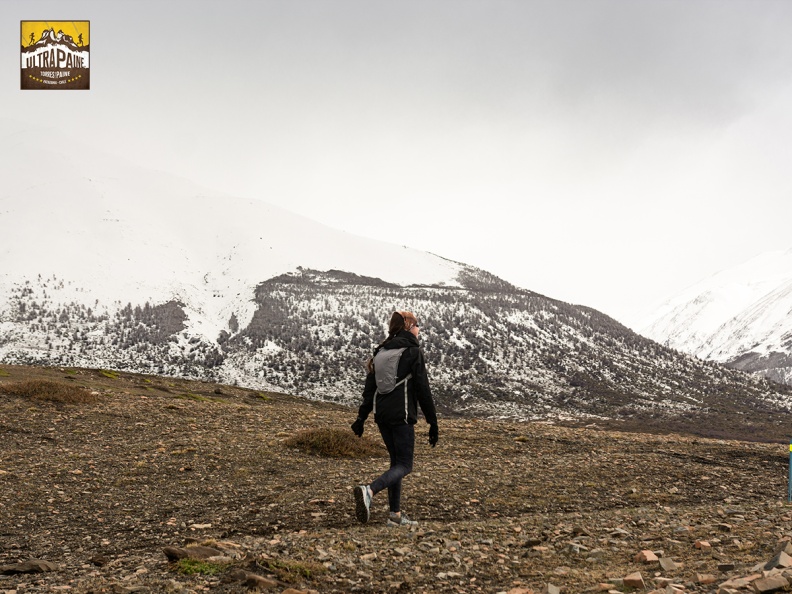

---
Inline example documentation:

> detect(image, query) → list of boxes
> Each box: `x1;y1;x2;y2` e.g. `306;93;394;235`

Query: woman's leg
369;423;414;513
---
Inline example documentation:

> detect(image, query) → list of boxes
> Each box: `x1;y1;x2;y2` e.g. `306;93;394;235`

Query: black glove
351;417;365;437
428;423;439;447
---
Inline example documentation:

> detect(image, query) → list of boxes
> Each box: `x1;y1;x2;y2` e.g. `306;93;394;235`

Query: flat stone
753;575;789;593
624;572;645;589
724;574;762;589
0;559;60;574
696;573;717;584
245;574;279;590
765;551;792;570
635;550;659;563
659;557;678;572
694;540;712;551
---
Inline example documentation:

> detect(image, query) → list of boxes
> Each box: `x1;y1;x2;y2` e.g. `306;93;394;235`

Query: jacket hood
381;330;419;350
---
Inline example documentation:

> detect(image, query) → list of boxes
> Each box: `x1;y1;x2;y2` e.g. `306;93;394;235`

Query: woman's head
389;311;419;337
399;311;418;332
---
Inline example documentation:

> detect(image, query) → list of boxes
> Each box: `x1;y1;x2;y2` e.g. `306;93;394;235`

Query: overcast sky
4;0;792;326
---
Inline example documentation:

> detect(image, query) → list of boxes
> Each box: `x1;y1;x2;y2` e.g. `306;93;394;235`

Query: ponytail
366;312;406;373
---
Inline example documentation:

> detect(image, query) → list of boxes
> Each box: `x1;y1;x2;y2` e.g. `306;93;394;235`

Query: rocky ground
2;364;792;594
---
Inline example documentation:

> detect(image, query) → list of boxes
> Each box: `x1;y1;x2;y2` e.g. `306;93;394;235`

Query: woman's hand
428;423;439;447
351;417;365;437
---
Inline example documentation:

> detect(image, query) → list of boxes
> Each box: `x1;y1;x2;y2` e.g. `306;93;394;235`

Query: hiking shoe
354;485;372;524
387;512;418;527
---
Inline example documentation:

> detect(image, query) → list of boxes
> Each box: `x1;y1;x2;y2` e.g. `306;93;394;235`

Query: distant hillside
2;268;791;440
639;249;792;386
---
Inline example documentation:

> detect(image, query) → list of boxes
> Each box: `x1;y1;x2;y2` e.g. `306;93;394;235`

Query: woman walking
351;311;439;526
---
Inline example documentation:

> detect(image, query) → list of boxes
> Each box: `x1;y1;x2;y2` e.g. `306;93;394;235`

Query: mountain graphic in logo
23;27;86;52
20;21;90;90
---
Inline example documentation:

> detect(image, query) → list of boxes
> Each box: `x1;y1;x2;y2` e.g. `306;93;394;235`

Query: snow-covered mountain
0;119;473;345
2;119;791;438
639;249;792;385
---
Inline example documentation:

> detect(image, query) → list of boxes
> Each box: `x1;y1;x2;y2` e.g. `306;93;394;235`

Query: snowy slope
0;119;468;342
639;249;792;383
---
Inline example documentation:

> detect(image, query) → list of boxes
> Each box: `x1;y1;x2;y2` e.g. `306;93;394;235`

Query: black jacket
357;330;438;426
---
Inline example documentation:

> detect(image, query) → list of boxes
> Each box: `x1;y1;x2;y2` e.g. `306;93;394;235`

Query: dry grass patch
265;558;326;582
1;380;99;404
284;427;383;458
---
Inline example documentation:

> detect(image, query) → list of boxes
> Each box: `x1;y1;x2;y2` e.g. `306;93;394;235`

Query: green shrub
2;380;98;404
284;427;383;458
175;559;225;575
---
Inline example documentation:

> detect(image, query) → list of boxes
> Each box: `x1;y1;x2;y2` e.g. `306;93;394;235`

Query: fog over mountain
2;120;791;438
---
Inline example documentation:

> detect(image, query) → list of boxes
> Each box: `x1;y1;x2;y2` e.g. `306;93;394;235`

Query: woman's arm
412;349;438;426
357;371;377;421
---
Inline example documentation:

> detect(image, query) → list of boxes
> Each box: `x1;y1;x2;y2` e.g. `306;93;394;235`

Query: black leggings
369;423;415;513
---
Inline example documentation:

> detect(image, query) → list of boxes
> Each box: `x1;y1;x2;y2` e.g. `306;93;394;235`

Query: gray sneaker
387;512;418;527
354;485;372;524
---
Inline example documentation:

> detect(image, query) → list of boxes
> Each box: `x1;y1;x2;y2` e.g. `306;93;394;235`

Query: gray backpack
373;347;412;394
